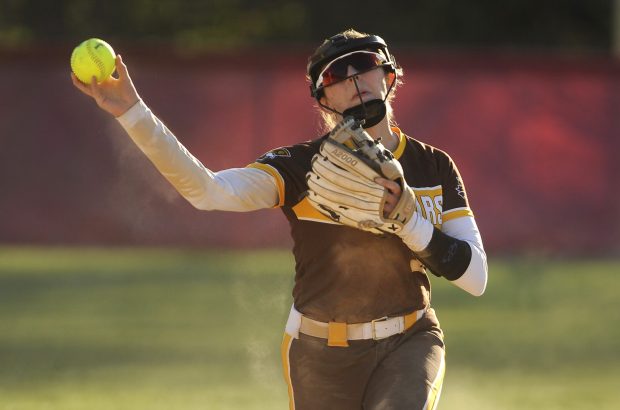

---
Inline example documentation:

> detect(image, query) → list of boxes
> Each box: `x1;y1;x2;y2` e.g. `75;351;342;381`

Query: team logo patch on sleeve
455;176;466;199
259;148;291;161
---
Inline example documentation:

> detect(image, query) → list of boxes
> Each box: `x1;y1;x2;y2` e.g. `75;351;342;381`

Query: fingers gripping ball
70;38;116;84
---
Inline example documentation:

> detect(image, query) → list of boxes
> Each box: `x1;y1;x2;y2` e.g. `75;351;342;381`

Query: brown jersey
248;128;473;324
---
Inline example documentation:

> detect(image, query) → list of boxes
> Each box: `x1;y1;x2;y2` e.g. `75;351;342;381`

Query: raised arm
71;56;279;211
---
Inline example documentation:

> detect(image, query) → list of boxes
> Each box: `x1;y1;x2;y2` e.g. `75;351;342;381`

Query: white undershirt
116;100;487;296
116;100;279;211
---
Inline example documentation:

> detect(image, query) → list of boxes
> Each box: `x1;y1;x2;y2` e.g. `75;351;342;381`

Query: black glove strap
415;228;472;281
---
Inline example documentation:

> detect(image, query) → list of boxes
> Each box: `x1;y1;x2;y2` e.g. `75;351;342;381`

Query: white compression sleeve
116;100;279;212
441;216;488;296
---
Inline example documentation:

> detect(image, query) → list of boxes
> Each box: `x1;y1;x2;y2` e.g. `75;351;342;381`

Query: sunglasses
315;51;389;89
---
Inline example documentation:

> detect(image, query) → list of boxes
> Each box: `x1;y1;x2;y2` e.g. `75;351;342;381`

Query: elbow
479;271;488;296
469;277;487;297
453;246;488;297
188;197;215;211
177;183;215;210
468;243;488;296
454;271;486;296
468;256;488;297
181;192;214;211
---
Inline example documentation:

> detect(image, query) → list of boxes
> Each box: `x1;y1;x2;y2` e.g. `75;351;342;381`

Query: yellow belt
299;308;426;347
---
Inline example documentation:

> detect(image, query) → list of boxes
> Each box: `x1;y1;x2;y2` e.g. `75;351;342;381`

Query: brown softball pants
281;308;445;410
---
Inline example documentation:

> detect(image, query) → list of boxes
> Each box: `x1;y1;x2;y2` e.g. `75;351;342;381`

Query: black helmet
307;32;397;99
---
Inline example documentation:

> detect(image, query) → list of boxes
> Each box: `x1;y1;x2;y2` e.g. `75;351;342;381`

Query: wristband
415;227;472;281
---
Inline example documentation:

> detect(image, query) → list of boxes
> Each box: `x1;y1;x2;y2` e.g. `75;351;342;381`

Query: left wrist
396;212;434;252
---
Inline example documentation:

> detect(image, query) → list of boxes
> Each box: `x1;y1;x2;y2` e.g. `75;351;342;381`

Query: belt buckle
371;316;389;340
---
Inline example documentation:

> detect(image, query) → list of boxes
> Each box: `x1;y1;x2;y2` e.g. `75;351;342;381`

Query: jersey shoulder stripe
252;138;324;209
443;207;474;222
246;162;286;207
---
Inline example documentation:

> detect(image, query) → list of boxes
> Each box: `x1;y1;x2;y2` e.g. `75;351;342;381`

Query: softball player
72;29;487;410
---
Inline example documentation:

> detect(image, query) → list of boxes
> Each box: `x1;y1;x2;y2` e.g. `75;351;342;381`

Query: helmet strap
318;69;398;129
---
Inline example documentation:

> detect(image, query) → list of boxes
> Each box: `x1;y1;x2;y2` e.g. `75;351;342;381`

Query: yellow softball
70;38;116;84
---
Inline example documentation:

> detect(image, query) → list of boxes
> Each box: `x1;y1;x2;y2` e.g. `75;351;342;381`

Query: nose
346;64;360;78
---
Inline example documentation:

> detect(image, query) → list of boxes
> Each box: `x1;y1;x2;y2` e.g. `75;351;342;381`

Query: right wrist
114;97;141;118
116;99;147;129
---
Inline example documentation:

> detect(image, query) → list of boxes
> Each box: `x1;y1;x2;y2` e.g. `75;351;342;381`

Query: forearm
116;100;278;211
398;214;488;296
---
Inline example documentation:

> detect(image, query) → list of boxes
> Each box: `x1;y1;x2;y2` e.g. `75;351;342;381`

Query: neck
365;116;399;151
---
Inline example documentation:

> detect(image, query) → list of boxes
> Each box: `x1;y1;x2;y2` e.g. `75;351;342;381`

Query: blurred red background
1;48;618;255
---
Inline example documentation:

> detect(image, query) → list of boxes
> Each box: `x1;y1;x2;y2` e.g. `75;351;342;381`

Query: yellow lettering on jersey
434;196;443;223
421;196;437;225
412;186;443;228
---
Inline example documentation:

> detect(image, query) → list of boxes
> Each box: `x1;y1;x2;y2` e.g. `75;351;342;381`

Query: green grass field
0;247;618;409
